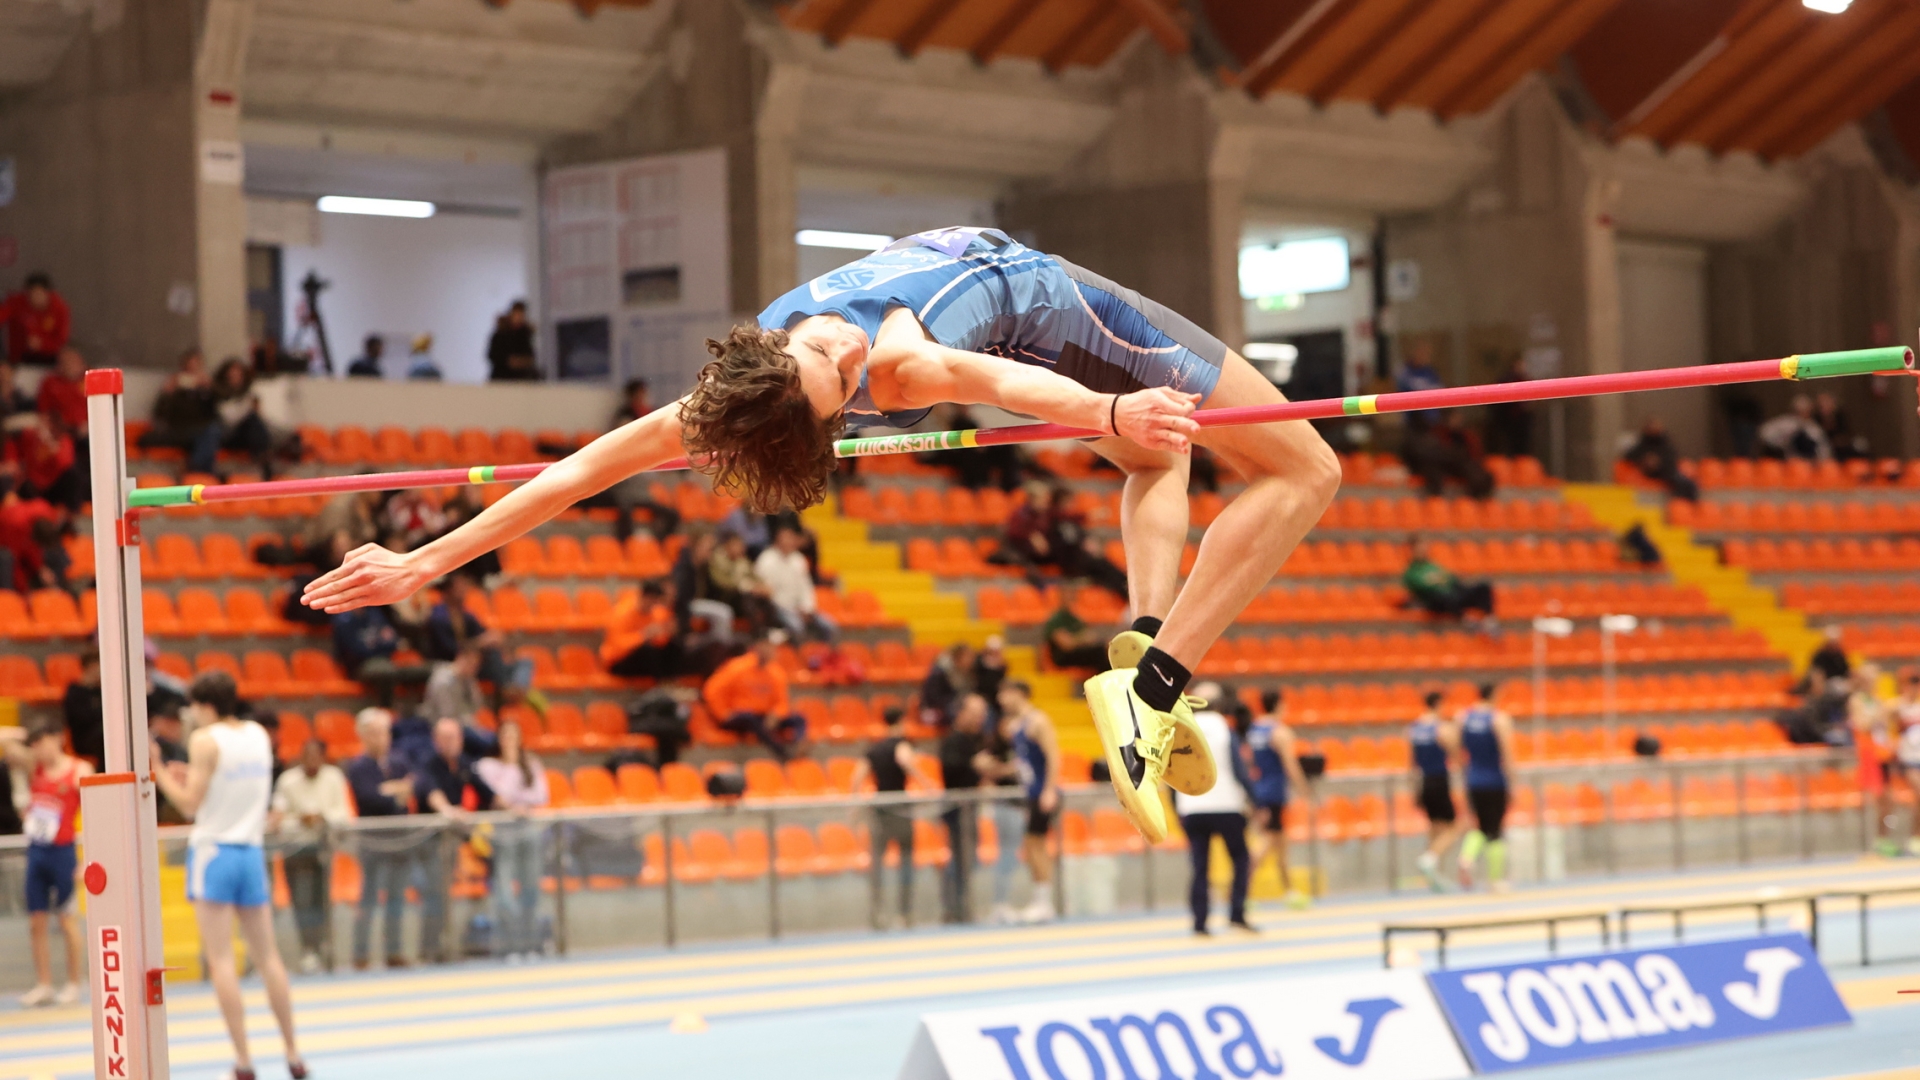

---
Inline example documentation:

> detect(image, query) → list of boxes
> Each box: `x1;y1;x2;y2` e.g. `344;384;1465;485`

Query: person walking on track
1408;690;1465;892
1455;682;1515;894
304;226;1340;843
152;671;309;1080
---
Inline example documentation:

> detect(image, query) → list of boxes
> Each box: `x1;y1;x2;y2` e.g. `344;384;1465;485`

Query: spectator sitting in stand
720;505;772;559
707;529;773;633
1621;417;1698;500
1808;624;1851;683
1815;392;1866;462
0;494;68;593
989;481;1052;579
1042;486;1128;599
1396;339;1446;426
487;301;540;382
5;413;83;511
331;601;429;709
420;644;503;756
1483;358;1534;457
1;273;70;367
1402;413;1494;499
140;350;216;458
426;571;540;715
924;405;1025;491
60;645;104;769
1042;582;1110;672
754;525;833;642
405;334;442;380
703;631;806;761
384;490;447;552
670;531;737;651
919;642;977;727
576;379;681;541
1402;535;1496;630
346;336;385;378
601;580;690;678
35;348;87;448
1758;394;1830;461
193;358;279;478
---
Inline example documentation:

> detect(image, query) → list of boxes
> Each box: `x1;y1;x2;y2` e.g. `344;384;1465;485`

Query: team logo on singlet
808;247;950;303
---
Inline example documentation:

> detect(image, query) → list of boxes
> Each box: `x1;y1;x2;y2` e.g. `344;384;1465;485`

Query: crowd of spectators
0;278;91;595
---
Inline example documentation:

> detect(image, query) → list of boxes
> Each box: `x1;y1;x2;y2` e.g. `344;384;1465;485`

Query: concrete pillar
1580;175;1625;481
755;63;808;305
0;0;199;368
193;0;253;365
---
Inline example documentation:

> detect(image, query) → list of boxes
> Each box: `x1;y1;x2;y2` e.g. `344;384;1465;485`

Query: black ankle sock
1132;646;1191;712
1130;616;1163;638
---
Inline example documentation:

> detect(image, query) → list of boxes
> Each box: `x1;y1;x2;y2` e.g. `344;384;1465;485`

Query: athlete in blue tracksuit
1408;690;1465;892
304;225;1342;847
1456;682;1515;892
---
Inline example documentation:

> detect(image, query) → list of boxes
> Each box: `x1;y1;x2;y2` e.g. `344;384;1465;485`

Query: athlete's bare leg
236;903;304;1069
1086;438;1190;620
1154;353;1340;668
197;902;253;1070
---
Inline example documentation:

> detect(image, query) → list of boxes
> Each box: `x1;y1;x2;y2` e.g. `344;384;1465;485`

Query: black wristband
1109;393;1120;436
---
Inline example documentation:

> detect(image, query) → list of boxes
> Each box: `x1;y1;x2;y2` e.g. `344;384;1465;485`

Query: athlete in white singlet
152;671;308;1080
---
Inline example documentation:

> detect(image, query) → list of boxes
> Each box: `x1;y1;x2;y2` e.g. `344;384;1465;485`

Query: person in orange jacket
1;275;70;367
703;630;805;760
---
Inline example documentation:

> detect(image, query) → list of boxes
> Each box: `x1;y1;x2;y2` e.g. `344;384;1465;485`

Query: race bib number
23;799;62;845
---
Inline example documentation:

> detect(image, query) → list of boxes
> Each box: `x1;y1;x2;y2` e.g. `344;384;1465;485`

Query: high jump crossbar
124;345;1915;511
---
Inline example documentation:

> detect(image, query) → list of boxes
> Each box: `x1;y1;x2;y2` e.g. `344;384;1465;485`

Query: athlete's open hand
301;543;431;614
1114;387;1201;453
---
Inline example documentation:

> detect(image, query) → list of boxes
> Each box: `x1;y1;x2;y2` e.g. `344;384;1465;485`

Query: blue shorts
187;844;271;907
25;843;76;913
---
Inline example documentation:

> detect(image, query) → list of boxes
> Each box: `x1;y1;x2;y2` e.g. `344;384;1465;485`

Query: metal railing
0;748;1875;989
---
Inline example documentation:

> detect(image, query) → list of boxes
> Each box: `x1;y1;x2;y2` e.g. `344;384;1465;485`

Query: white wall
279;210;530;385
1617;238;1710;458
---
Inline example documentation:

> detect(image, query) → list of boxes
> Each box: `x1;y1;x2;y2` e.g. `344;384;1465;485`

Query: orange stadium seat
615;763;660;803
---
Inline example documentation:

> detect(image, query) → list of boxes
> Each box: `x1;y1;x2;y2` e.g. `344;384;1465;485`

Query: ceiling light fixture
1803;0;1852;13
316;195;436;218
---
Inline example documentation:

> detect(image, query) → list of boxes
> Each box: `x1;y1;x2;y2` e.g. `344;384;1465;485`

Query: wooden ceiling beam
1043;0;1117;71
972;0;1049;64
897;0;970;57
1238;0;1361;98
821;0;883;45
1760;19;1920;157
1112;0;1187;55
1428;0;1613;117
1304;0;1431;104
1740;6;1920;151
1677;3;1887;150
1630;0;1802;143
1609;0;1777;135
1372;0;1510;110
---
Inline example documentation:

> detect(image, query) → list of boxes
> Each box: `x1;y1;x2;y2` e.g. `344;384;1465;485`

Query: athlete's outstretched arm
886;338;1200;453
302;403;687;613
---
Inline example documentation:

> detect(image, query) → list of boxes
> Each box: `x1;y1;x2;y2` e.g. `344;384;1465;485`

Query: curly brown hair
679;324;840;513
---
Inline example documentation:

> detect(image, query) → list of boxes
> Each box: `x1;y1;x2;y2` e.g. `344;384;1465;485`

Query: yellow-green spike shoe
1106;632;1217;797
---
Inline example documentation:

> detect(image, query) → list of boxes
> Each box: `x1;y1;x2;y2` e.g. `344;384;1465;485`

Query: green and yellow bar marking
1340;396;1379;416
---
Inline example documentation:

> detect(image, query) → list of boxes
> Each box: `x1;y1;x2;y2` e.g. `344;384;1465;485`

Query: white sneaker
1416;852;1441;892
1021;897;1056;924
53;984;78;1006
298;951;322;975
989;903;1018;925
18;985;53;1008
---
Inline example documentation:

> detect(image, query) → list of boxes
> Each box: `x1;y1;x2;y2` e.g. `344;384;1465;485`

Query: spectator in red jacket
2;275;70;367
2;414;82;510
35;349;87;433
0;494;67;592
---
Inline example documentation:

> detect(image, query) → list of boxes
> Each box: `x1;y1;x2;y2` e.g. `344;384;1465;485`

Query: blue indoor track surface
4;856;1917;1080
